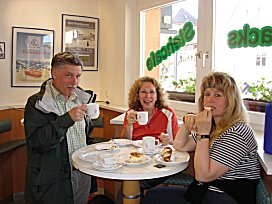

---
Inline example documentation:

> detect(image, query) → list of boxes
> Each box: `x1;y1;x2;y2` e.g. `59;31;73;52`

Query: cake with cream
128;152;145;163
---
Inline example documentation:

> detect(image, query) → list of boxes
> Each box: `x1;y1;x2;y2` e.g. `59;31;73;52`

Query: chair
256;178;270;204
89;116;109;144
162;172;194;186
163;173;270;204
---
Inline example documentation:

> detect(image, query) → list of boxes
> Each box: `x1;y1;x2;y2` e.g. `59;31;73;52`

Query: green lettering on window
146;21;195;71
227;24;272;49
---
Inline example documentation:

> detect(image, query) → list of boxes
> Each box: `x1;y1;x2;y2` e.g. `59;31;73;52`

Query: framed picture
11;27;54;87
0;42;5;59
62;14;99;71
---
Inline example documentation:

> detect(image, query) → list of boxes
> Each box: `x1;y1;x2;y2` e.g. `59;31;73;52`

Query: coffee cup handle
134;113;138;121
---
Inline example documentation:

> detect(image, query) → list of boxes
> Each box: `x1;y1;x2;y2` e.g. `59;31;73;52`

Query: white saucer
155;151;190;166
112;139;132;146
132;140;162;148
92;162;122;171
95;143;119;151
78;151;98;163
138;147;161;155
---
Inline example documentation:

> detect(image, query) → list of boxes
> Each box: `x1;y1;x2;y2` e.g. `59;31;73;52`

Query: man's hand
69;104;88;122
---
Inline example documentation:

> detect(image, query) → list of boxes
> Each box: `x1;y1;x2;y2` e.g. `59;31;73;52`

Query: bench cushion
0;139;26;154
256;178;270;204
0;119;12;133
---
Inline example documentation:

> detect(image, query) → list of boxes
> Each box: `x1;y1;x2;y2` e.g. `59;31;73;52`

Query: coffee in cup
87;103;100;119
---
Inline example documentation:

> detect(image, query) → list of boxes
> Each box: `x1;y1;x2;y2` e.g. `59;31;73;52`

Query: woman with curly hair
120;76;179;145
116;77;179;204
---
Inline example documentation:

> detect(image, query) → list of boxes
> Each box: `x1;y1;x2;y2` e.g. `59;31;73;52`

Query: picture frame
62;14;99;71
11;27;54;87
0;42;5;59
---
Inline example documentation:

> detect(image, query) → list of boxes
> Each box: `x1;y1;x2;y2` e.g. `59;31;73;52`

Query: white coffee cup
142;136;155;153
136;111;148;125
87;103;100;119
98;153;115;168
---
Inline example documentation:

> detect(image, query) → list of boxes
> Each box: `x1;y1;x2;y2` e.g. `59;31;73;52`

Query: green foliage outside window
172;77;196;93
248;77;272;102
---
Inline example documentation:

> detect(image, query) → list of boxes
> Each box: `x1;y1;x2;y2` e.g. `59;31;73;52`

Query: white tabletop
72;142;189;180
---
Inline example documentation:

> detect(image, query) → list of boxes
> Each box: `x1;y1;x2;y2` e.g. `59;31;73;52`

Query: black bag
183;179;209;204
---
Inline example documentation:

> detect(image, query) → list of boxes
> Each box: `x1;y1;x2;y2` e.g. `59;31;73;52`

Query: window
214;0;272;113
140;0;272;131
142;1;198;103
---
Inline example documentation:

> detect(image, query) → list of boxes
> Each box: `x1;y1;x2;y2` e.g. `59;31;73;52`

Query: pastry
128;152;145;163
161;147;172;162
204;106;212;111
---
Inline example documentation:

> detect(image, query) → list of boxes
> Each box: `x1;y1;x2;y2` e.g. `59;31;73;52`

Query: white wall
0;0;178;108
99;0;137;107
0;0;100;106
98;0;176;106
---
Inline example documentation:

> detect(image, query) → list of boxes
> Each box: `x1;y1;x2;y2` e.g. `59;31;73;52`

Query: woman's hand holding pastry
195;109;212;135
183;114;196;132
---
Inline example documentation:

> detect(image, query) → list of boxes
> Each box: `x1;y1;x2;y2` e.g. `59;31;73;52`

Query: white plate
95;143;119;151
132;140;143;147
112;139;132;146
138;147;161;155
118;154;151;166
78;151;98;163
132;140;162;148
92;162;122;171
155;151;190;166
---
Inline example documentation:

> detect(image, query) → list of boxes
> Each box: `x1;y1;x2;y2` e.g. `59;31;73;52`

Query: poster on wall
0;42;5;59
62;14;99;71
11;27;54;87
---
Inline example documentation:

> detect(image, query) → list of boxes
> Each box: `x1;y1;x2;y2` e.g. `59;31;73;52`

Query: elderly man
24;52;95;204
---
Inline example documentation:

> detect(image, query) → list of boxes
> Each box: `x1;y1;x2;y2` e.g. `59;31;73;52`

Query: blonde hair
198;72;248;144
128;76;168;110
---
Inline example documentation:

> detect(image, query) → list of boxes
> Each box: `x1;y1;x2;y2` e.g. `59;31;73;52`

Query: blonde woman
143;72;260;204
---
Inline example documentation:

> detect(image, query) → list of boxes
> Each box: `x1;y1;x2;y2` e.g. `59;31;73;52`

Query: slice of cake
128;152;145;163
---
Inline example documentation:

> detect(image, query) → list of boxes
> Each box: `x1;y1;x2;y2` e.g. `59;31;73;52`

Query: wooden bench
0;114;27;203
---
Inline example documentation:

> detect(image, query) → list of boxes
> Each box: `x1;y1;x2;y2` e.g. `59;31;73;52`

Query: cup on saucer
142;136;156;154
98;153;116;168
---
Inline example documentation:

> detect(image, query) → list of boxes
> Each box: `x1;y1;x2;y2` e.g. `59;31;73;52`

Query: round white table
72;142;189;204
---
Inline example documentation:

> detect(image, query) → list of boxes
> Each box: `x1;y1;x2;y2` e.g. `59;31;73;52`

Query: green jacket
24;79;94;204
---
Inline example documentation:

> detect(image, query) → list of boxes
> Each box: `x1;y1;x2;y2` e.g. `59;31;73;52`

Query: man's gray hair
51;52;83;69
